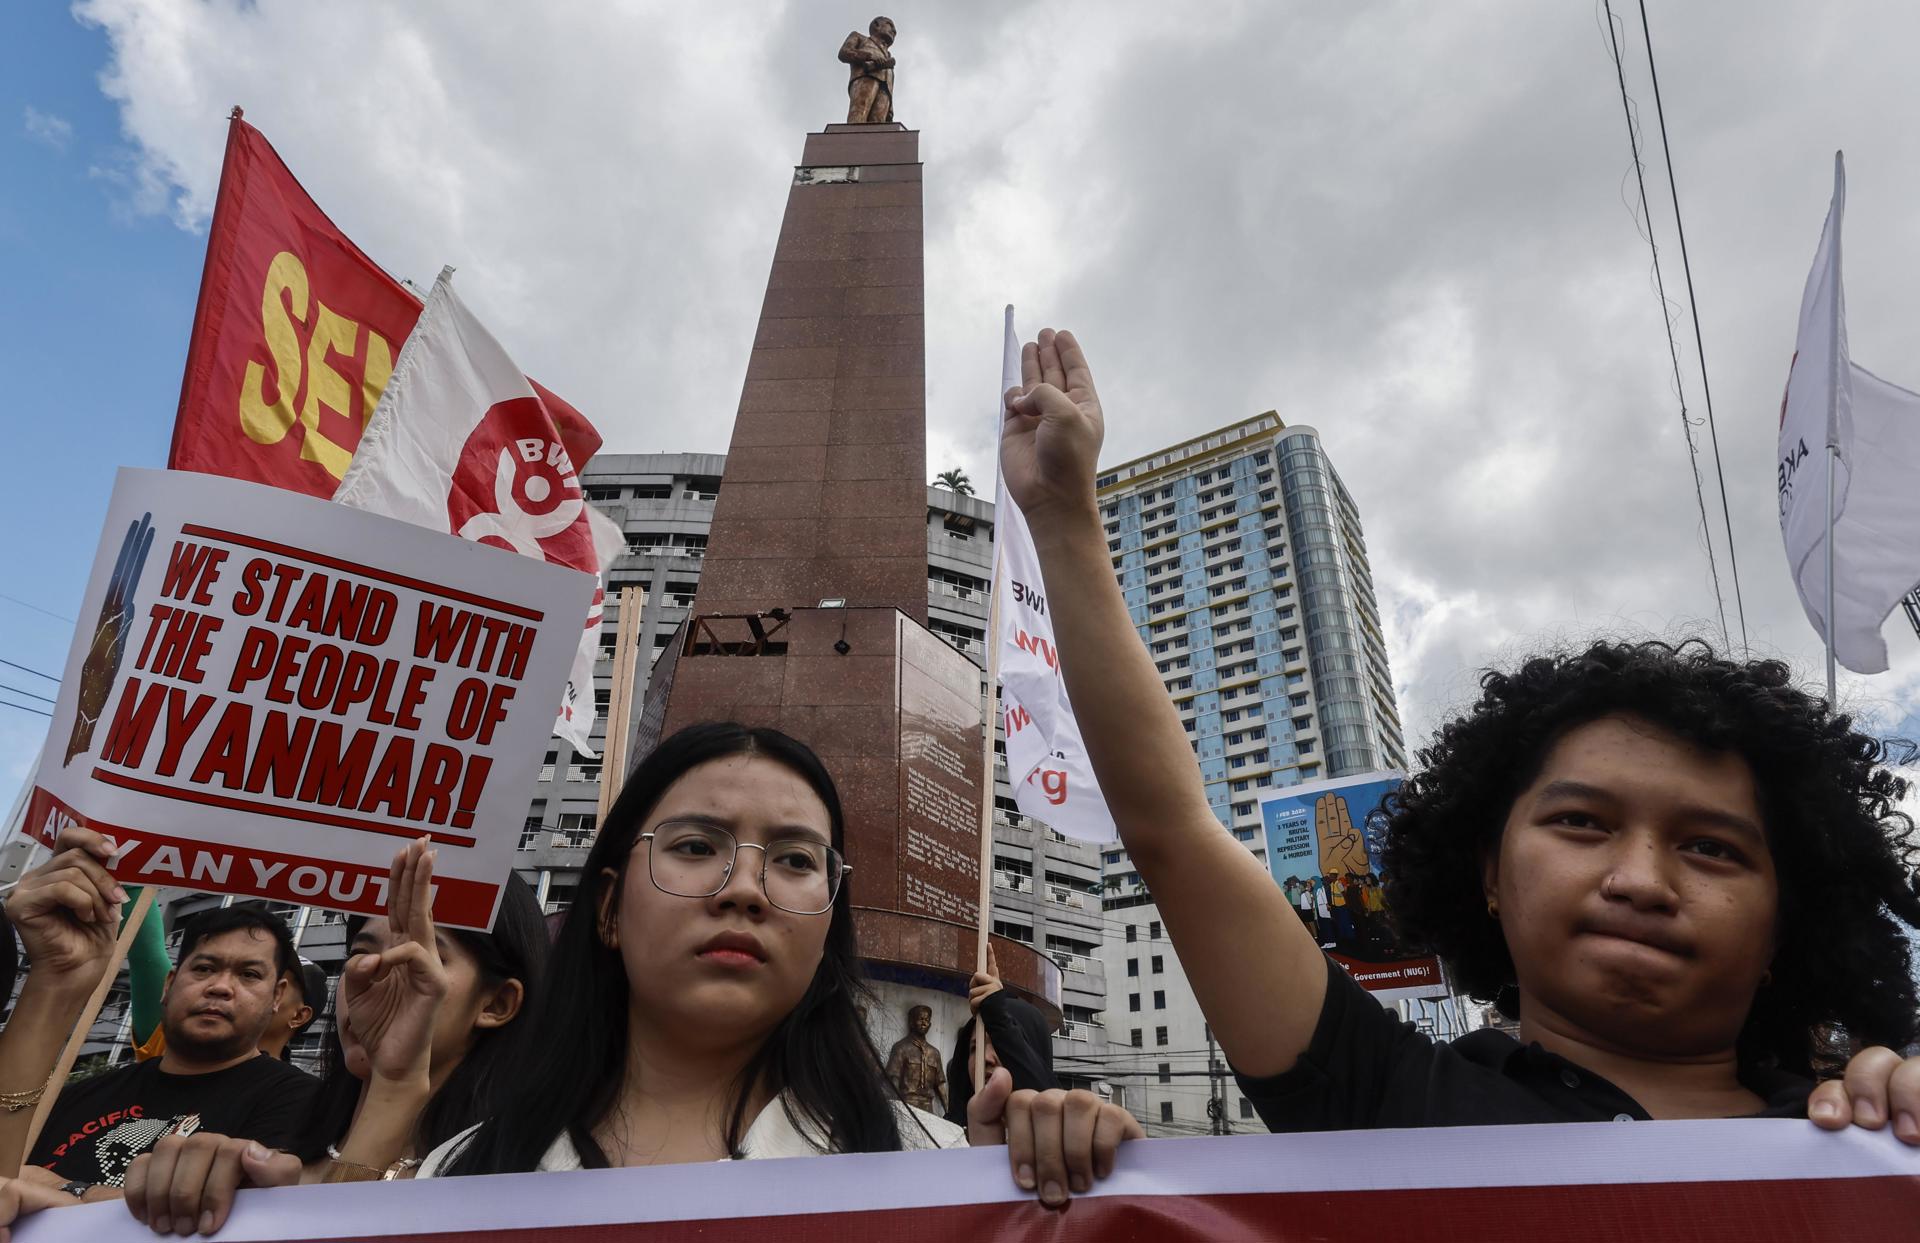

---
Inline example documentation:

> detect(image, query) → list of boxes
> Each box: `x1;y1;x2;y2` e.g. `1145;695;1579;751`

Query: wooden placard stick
21;885;157;1160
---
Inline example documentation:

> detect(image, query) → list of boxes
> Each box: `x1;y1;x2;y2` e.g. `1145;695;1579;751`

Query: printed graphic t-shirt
29;1053;318;1186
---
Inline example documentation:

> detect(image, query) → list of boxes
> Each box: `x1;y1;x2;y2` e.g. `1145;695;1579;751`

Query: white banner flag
1778;154;1920;673
333;270;624;753
992;307;1115;841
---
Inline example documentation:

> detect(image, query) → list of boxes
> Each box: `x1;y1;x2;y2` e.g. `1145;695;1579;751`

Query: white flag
992;307;1116;842
1779;153;1920;674
334;269;625;753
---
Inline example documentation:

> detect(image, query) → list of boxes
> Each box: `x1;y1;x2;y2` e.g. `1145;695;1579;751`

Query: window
1157;1063;1171;1084
1130;1029;1143;1048
1125;926;1138;943
1127;959;1139;977
1128;994;1141;1012
1155;1026;1169;1047
1159;1102;1174;1123
1153;990;1166;1009
1239;1098;1255;1120
1149;920;1162;940
1151;955;1163;973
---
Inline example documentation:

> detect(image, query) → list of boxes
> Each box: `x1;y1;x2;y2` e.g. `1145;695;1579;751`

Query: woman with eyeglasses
419;722;1141;1204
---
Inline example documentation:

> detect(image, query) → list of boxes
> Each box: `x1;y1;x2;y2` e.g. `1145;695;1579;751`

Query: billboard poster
1258;770;1449;1003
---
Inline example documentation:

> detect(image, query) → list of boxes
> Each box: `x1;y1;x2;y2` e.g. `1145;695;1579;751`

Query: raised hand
65;511;154;766
340;840;448;1087
966;1072;1144;1209
1001;329;1106;528
2;826;125;985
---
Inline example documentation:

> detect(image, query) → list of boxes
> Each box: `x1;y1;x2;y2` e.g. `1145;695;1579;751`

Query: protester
421;723;1141;1205
117;843;547;1235
1002;325;1920;1138
258;960;328;1062
944;944;1057;1128
0;841;317;1205
132;911;324;1064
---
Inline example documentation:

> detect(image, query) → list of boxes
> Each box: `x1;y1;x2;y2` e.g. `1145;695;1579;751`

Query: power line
0;591;74;624
0;697;52;718
1635;0;1749;658
0;682;55;704
1600;0;1733;653
0;658;58;683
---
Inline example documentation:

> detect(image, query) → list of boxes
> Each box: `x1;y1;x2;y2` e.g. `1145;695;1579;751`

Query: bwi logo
448;397;593;573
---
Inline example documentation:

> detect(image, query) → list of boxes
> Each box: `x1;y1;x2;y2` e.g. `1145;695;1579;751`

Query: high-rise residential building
1091;413;1407;1135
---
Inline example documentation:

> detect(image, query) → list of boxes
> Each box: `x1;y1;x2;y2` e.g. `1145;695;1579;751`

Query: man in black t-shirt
24;904;317;1199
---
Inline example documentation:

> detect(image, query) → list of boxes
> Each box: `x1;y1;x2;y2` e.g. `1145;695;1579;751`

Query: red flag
168;110;599;492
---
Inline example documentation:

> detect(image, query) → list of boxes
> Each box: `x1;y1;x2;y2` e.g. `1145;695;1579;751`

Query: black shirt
1235;956;1813;1131
30;1053;318;1186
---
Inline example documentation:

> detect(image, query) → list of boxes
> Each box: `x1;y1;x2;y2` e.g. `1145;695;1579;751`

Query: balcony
992;870;1034;894
1057;1020;1093;1042
1045;884;1086;911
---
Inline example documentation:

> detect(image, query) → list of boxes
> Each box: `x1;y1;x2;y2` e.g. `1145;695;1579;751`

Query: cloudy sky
5;0;1920;813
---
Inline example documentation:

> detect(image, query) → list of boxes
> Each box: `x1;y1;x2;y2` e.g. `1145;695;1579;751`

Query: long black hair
288;870;548;1164
445;722;905;1173
1380;639;1920;1077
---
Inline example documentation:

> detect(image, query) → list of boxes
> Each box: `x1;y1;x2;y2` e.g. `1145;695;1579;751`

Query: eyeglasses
638;821;850;915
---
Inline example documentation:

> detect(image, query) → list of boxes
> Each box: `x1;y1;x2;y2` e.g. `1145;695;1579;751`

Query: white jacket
418;1094;965;1176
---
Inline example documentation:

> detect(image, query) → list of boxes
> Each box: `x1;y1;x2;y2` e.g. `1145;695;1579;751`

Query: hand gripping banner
15;1120;1917;1242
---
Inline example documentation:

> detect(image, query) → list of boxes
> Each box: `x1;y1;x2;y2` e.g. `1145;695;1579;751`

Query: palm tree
933;468;974;496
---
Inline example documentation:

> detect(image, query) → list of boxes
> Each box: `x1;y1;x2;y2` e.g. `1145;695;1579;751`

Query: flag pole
1825;444;1838;703
970;308;1018;1095
1824;151;1844;706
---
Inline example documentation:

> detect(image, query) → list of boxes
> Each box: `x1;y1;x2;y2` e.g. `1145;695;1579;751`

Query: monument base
660;606;1060;1024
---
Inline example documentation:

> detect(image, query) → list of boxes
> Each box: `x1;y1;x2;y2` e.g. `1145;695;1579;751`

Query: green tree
933;468;974;495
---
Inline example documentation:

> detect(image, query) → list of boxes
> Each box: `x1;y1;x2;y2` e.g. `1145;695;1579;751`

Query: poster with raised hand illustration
25;468;592;929
1257;771;1449;1002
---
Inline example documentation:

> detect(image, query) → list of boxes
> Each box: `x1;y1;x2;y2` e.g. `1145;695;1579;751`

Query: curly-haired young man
999;324;1920;1138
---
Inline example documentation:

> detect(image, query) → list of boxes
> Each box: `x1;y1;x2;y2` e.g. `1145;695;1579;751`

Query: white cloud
68;0;1920;751
22;105;73;151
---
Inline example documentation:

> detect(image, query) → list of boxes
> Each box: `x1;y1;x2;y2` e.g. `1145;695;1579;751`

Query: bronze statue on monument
839;17;897;124
883;1003;946;1113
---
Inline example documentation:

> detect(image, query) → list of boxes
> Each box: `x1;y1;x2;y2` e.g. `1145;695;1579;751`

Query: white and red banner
332;269;625;755
24;467;591;929
16;1120;1918;1242
1778;152;1920;674
991;307;1116;842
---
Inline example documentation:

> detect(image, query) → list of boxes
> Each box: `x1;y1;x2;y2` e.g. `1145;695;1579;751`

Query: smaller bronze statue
884;1003;946;1113
839;16;897;124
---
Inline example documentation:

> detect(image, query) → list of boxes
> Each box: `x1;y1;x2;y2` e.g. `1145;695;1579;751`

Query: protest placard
13;1119;1917;1242
22;467;592;929
1258;771;1448;1003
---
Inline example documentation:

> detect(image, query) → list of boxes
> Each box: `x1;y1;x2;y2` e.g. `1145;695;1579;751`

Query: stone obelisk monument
654;23;1060;1044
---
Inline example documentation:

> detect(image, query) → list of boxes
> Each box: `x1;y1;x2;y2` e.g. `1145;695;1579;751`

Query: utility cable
1601;0;1733;652
0;657;58;682
1636;0;1750;657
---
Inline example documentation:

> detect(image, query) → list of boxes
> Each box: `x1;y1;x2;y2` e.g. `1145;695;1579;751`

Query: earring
1486;900;1499;919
